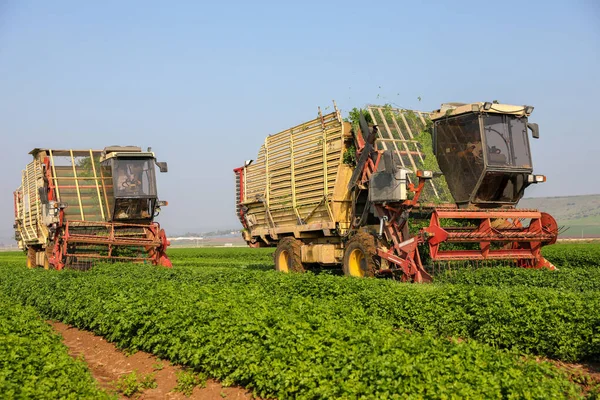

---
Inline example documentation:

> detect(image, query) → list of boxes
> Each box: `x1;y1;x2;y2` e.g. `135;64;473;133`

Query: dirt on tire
342;230;377;277
273;237;305;273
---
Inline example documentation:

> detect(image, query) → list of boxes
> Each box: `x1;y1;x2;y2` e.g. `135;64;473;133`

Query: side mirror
155;161;168;173
527;123;540;139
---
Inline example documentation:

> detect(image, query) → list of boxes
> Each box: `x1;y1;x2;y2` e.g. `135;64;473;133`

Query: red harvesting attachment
348;102;559;282
424;208;558;269
48;219;172;270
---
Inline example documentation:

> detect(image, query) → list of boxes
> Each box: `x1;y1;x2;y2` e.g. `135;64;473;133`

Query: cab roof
430;102;534;121
28;146;155;160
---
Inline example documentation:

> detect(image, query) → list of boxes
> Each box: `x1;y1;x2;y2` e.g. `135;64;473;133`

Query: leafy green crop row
0;260;588;399
2;243;598;398
172;263;599;362
167;241;600;269
5;251;600;362
168;247;273;266
542;243;600;268
0;293;112;399
435;266;600;292
140;246;600;364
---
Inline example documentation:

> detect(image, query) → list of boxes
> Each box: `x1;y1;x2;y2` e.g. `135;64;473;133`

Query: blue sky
0;0;599;240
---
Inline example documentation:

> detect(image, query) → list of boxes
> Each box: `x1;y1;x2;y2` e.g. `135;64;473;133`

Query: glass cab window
100;157;158;221
113;198;156;221
435;112;534;206
474;172;527;203
112;159;157;197
483;115;532;168
434;113;484;203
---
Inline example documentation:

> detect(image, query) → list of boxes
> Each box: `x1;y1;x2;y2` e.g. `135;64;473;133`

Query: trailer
234;101;558;282
14;146;171;269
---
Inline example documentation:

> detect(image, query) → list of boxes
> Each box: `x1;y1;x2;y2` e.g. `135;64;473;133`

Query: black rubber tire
343;231;377;277
45;244;55;270
40;248;50;269
273;237;305;273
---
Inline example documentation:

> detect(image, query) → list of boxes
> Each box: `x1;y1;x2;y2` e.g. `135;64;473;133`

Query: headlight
527;174;546;183
417;170;433;179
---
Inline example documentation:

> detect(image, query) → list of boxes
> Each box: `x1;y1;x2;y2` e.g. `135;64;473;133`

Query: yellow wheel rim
348;248;365;277
26;257;33;269
278;250;290;273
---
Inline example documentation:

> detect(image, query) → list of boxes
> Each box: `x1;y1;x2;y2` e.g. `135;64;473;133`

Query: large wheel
27;247;51;269
343;231;377;277
27;247;35;269
43;246;53;270
274;237;305;273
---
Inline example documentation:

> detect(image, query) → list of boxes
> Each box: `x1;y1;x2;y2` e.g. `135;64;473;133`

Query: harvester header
14;146;171;269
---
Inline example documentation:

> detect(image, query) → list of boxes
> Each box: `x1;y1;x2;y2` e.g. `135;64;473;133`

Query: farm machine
234;101;558;282
14;146;172;269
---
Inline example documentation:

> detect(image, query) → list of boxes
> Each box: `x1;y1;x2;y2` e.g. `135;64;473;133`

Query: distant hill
519;194;600;238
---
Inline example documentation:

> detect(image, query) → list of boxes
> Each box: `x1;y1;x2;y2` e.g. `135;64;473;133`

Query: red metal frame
233;166;247;229
42;157;56;202
13;191;20;219
371;179;434;282
353;141;433;282
423;208;557;269
352;127;559;282
49;219;172;270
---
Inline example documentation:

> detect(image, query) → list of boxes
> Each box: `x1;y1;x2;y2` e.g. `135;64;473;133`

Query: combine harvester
14;146;171;269
234;102;558;282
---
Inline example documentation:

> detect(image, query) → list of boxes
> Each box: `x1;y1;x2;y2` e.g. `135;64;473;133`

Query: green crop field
0;293;113;399
1;244;600;399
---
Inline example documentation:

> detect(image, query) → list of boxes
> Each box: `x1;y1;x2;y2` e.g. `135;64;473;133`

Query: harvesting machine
234;101;559;282
14;146;172;269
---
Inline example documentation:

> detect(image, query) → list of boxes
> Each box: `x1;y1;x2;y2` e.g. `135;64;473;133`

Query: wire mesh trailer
14;147;171;270
234;105;354;260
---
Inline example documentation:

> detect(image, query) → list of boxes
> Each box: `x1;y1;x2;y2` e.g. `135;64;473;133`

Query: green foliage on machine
412;130;453;203
347;105;454;204
342;144;356;166
345;108;373;135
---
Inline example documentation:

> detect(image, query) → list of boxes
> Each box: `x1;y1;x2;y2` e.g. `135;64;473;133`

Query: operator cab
100;146;168;222
431;102;543;207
